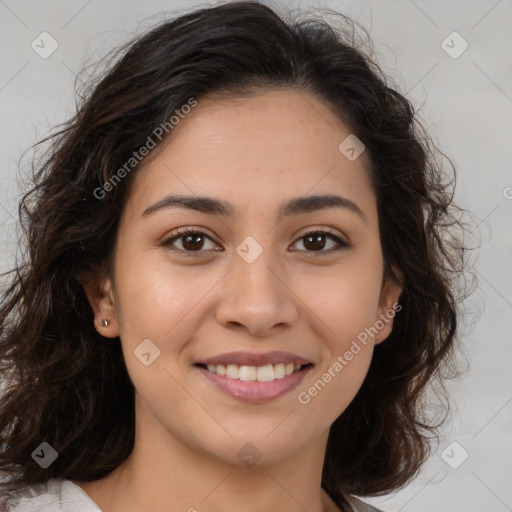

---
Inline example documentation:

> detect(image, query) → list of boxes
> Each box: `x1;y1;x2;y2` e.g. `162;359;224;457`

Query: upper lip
198;351;313;367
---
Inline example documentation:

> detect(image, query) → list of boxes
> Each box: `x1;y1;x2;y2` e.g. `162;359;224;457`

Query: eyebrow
141;193;366;223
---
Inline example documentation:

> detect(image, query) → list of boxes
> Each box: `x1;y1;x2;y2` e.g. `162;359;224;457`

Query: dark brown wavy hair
0;0;473;507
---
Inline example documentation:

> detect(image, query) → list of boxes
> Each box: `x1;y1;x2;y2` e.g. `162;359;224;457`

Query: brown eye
161;228;218;253
179;232;206;251
292;230;349;254
161;227;350;256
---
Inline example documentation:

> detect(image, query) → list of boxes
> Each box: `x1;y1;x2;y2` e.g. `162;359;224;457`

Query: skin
75;88;401;512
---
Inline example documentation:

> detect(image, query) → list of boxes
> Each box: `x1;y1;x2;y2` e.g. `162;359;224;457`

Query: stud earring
100;319;111;328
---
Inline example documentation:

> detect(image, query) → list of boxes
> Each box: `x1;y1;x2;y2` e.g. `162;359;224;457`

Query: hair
0;0;473;507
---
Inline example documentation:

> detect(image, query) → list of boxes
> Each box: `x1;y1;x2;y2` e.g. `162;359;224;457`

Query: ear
374;269;403;345
81;273;119;338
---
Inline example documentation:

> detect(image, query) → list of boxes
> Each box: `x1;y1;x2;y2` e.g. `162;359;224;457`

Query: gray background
1;1;511;510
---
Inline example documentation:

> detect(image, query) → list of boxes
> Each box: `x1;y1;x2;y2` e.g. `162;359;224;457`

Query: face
87;89;401;466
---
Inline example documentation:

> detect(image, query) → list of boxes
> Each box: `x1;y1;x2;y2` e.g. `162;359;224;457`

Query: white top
0;478;384;512
0;479;99;512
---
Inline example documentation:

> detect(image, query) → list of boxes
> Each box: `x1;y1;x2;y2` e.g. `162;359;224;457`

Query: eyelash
160;227;350;256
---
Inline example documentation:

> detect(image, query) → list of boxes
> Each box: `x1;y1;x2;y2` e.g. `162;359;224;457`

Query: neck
73;409;340;512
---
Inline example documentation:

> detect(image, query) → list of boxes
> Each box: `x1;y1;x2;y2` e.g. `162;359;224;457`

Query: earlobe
81;274;119;338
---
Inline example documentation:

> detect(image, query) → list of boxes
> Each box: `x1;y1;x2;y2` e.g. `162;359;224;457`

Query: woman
0;1;469;511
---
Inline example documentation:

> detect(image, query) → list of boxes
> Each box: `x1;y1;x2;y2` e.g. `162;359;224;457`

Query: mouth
193;352;314;403
194;362;313;382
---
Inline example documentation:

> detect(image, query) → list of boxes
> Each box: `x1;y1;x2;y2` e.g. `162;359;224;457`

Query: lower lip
196;365;313;403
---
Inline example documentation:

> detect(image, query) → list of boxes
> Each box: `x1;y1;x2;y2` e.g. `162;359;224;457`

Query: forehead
124;89;375;221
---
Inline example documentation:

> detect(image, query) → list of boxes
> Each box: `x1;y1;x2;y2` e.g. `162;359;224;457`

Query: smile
194;362;314;403
199;362;311;381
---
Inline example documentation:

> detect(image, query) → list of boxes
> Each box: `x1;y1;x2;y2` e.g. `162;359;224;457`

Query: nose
214;250;299;337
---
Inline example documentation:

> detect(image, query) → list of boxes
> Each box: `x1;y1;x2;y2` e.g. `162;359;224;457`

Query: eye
160;227;350;255
290;229;350;254
161;227;218;254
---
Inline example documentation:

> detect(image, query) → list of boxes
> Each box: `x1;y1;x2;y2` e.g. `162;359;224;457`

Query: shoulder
339;490;386;512
352;499;385;512
349;496;386;512
0;478;101;512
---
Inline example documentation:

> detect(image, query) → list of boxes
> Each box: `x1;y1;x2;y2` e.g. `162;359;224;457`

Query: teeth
239;365;256;381
226;364;239;379
256;364;274;382
274;363;285;379
204;362;305;381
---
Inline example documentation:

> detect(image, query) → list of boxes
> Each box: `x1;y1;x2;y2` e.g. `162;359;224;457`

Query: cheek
299;260;384;347
113;251;209;342
111;258;207;422
289;260;383;423
297;346;373;428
